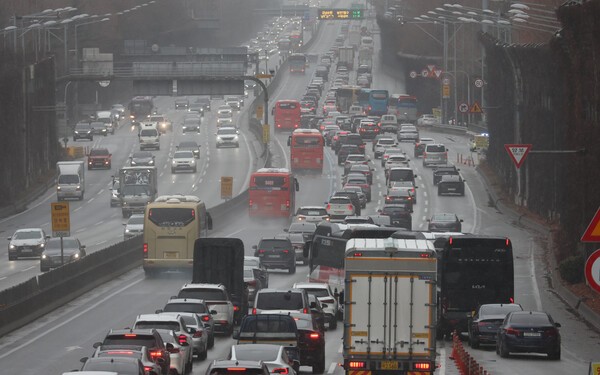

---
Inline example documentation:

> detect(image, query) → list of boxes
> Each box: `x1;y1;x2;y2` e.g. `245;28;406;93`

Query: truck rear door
347;271;433;359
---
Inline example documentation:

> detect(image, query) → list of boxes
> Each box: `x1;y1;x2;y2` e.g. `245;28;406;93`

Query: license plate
447;188;456;191
164;252;179;259
21;248;33;253
268;254;280;258
523;332;541;337
381;361;398;370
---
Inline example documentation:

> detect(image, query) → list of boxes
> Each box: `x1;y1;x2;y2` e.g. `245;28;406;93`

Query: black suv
379;204;413;230
341;134;366;154
73;121;94;141
253;238;296;274
95;328;171;375
433;165;460;185
438;174;466;196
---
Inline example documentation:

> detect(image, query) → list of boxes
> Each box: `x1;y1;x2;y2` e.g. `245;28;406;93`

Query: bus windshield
148;207;195;227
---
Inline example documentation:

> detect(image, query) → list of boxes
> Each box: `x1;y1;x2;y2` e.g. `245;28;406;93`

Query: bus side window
287;136;291;147
271;107;275;115
294;178;300;192
206;212;213;230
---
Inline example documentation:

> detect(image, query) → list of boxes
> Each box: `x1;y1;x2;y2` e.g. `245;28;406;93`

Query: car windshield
480;305;522;316
164;302;206;313
103;335;156;347
89;149;109;156
427;145;446;152
46;238;78;250
289;223;316;232
233;346;280;361
75;124;90;130
83;361;141;372
510;313;551;325
432;213;457;222
140;129;157;136
174;151;194;159
218;128;237;135
178;288;226;301
181;315;199;326
97;351;143;360
121;185;150;196
297;208;327;216
302;288;329;297
13;230;42;240
256;292;304;310
259;240;290;250
179;143;198;148
134;321;180;331
133;152;151;159
58;175;80;184
127;216;144;225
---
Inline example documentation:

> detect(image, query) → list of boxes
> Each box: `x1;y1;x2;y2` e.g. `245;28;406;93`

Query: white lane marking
97;220;104;225
74;207;82;212
95;240;107;246
21;266;35;272
226;228;246;238
530;239;542;310
88;197;95;203
75;228;86;233
0;277;6;281
42;222;50;227
422;216;427;221
97;189;104;195
0;276;144;359
338;344;343;353
423;191;428;197
438;346;446;375
327;362;337;374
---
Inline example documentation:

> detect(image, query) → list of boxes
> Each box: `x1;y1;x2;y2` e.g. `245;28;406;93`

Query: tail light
326;204;331;210
249;199;253;207
303;308;308;314
414;362;431;370
283;250;289;254
178;334;188;345
144;366;154;372
347;204;354;210
252;308;257;314
322;298;335;304
201;315;210;322
193;330;203;338
286;200;290;208
258;249;266;254
509;297;514;303
247;280;257;287
544;328;559;337
348;361;365;369
506;328;521;336
143;243;148;258
272;368;289;374
234;305;240;312
309;333;320;339
149;350;162;358
168;347;180;354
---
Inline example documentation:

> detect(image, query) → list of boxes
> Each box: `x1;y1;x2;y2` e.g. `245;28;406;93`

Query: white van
139;123;160;150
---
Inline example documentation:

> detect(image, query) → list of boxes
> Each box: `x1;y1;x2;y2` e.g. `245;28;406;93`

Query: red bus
273;100;301;131
288;129;324;173
249;168;299;217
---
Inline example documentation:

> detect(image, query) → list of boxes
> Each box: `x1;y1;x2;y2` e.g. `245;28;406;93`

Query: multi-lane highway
0;7;598;375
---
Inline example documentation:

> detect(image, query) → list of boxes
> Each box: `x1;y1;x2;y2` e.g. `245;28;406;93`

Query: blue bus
365;89;389;116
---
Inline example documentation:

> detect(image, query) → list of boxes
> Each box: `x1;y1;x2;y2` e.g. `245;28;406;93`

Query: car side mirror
166;343;174;350
283;228;289;232
460;219;464;222
210;310;218;315
93;342;102;348
155;309;163;314
321;303;328;308
310;301;317;308
252;245;257;250
6;237;11;241
555;322;561;328
80;357;89;364
81;245;86;250
232;328;240;339
122;223;127;226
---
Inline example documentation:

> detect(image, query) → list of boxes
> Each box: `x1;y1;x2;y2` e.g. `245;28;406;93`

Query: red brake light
506;327;520;336
124;334;137;337
353;252;363;257
419;253;431;258
309;332;320;339
303;308;308;314
178;334;187;345
107;351;133;355
227;368;247;372
201;315;210;322
149;350;162;358
143;243;148;258
144;366;153;372
326;204;331;210
414;362;431;370
348;204;354;210
273;368;289;375
286;200;290;208
249;199;253;206
193;330;203;338
234;305;240;312
283;250;289;254
509;297;514;303
348;361;365;369
258;249;266;254
252;308;257;315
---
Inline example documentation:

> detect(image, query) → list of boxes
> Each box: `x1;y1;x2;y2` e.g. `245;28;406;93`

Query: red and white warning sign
581;207;600;242
585;249;600;293
504;144;532;169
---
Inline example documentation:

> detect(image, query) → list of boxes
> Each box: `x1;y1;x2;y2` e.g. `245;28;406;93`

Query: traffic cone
449;332;457;360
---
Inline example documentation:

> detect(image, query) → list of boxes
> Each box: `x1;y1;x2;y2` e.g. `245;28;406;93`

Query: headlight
9;244;15;249
41;254;47;259
57;186;61;190
125;229;130;233
131;161;137;165
191;160;196;165
72;253;80;259
39;243;45;248
172;161;177;166
149;160;154;165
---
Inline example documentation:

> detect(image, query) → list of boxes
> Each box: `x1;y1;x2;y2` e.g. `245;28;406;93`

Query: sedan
469;303;523;348
228;344;298;375
157;329;193;375
285;222;317;242
427;213;463;232
88;344;161;375
244;267;263;307
176;312;209;360
244;256;269;288
130;151;155;167
496;311;561;360
40;237;86;272
7;227;48;260
123;214;144;240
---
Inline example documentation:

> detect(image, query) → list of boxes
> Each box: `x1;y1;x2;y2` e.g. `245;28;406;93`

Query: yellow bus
143;195;213;276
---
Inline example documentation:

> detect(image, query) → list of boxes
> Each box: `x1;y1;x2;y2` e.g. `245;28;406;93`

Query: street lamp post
74;17;110;69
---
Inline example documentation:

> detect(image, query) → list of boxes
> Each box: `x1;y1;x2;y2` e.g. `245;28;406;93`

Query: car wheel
8;253;17;261
312;353;326;374
329;318;337;330
208;334;215;349
289;263;296;274
40;266;48;272
171;169;176;173
499;339;510;358
438;189;442;196
193;167;197;173
469;335;479;349
548;347;561;360
198;347;208;360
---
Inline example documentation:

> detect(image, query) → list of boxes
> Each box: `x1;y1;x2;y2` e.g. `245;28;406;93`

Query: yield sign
434;69;443;78
427;64;436;72
504;144;532;169
581;207;600;242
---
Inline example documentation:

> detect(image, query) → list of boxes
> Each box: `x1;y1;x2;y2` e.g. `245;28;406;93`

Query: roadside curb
475;165;600;331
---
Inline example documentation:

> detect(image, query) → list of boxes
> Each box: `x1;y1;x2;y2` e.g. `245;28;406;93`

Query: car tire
193;167;197;173
8;253;17;261
289;263;296;274
329;318;337;330
171;168;176;173
438;189;442;196
198;347;208;361
40;266;48;272
548;347;561;360
208;334;215;349
312;354;326;374
469;335;479;349
499;339;510;358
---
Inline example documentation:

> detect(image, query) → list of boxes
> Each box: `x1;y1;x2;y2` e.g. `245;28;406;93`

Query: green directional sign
318;8;364;20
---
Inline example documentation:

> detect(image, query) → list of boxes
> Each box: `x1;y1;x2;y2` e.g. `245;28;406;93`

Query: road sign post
442;84;450;99
51;202;70;266
585;249;600;293
504;144;532;169
220;176;233;200
256;105;264;119
262;124;270;144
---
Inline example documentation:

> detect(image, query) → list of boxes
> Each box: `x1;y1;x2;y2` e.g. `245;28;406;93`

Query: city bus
335;86;361;114
273;100;301;131
357;89;371;112
290;30;303;51
288;53;307;73
128;96;154;124
397;94;418;123
287;129;324;173
249;168;299;217
438;235;514;338
143;195;213;276
365;89;389;116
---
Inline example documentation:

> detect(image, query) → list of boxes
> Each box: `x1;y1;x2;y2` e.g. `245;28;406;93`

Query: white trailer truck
342;238;437;375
